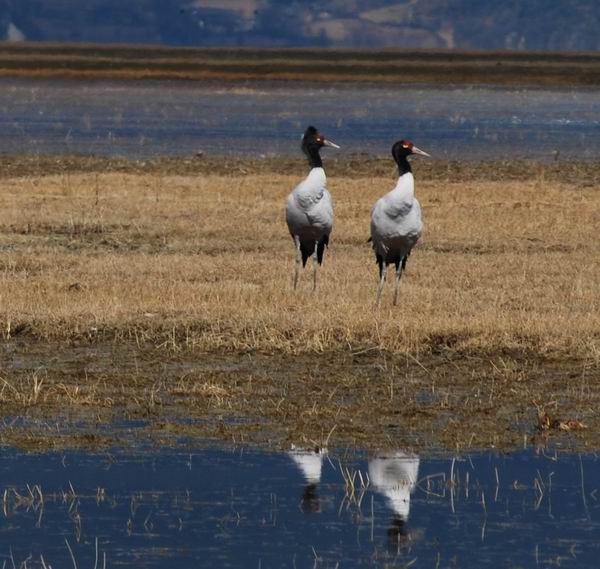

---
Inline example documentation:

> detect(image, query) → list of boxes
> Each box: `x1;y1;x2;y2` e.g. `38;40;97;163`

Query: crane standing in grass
285;126;340;291
370;139;430;306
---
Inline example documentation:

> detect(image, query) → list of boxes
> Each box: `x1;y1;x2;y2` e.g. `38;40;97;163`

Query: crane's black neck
306;145;323;169
395;155;412;176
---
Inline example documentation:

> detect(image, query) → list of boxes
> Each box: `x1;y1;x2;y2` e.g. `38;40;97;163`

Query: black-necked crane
285;126;339;291
370;139;430;306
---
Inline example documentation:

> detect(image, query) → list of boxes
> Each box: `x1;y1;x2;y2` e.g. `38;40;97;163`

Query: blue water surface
0;444;599;568
0;78;599;160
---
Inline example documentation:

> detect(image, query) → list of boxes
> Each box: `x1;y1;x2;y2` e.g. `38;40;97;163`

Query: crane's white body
286;166;333;289
368;451;419;520
286;167;333;246
370;172;422;262
370;171;422;305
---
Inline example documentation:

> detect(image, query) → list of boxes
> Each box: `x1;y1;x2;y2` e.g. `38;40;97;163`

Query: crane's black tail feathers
377;253;410;276
300;235;329;267
300;241;312;267
317;235;329;265
376;254;384;278
394;254;409;272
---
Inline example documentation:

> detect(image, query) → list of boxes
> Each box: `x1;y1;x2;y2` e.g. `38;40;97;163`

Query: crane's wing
305;189;333;233
285;192;304;236
370;196;389;241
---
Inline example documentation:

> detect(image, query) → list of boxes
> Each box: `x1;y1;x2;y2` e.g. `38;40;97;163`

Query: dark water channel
1;444;600;568
0;78;599;160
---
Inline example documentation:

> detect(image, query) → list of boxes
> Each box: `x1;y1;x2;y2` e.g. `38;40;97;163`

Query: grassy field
1;43;600;85
0;156;598;451
1;157;598;356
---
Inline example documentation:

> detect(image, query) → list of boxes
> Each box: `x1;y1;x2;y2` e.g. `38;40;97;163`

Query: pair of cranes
285;125;430;306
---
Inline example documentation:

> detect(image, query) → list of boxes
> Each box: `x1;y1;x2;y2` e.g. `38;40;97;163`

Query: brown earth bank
1;153;600;184
1;43;600;86
0;344;596;454
0;154;597;452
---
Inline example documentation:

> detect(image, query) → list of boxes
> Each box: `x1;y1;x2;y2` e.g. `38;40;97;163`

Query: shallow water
1;444;600;568
0;78;599;160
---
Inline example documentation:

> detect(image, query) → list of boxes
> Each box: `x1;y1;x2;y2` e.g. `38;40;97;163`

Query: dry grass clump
0;163;598;361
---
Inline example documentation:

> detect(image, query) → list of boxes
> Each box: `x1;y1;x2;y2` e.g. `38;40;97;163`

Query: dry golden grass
0;163;598;361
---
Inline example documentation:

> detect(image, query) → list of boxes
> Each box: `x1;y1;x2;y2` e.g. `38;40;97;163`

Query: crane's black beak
323;139;340;149
411;146;430;157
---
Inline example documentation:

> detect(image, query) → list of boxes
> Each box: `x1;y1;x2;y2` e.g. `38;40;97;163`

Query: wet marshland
0;76;599;567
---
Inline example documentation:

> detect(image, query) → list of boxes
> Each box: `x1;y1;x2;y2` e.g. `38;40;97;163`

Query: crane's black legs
294;238;323;292
376;256;406;306
393;261;403;306
376;261;387;307
293;236;301;290
312;240;319;291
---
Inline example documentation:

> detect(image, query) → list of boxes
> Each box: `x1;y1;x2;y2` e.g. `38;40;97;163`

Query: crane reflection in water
289;444;327;513
368;450;420;551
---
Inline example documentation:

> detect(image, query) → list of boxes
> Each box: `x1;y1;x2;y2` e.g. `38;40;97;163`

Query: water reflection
368;450;419;550
289;444;326;513
0;445;599;567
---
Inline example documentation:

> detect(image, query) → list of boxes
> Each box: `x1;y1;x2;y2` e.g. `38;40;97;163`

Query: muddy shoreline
0;341;596;454
2;153;600;184
1;43;600;86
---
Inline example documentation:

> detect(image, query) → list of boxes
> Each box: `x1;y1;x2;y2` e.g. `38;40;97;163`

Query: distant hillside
1;0;600;51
